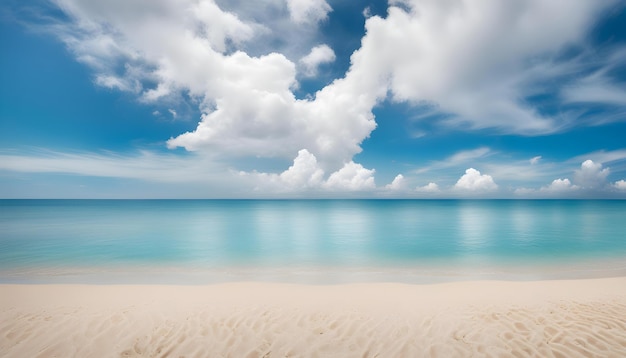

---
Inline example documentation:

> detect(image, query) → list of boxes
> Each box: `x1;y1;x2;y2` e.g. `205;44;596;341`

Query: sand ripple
2;282;626;357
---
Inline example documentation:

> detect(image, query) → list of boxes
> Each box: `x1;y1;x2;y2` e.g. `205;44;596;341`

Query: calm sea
1;199;625;284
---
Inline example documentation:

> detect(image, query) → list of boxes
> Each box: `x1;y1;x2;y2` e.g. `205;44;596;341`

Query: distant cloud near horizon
416;182;440;193
385;174;406;191
454;168;498;192
541;179;579;193
574;160;610;189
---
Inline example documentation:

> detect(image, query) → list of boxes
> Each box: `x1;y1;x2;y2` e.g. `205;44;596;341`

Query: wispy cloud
0;149;223;183
359;0;621;134
414;147;493;174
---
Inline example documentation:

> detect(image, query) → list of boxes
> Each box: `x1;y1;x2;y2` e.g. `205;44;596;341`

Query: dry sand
2;278;626;357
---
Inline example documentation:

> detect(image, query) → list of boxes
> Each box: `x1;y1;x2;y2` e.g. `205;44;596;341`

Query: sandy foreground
2;278;626;357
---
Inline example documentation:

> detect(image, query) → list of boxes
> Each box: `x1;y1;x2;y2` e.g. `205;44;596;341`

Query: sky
1;0;626;198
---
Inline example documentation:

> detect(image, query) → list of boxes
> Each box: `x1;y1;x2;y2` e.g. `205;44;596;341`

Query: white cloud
277;149;325;188
166;56;381;170
286;0;332;24
4;148;625;198
323;162;376;191
573;159;610;189
240;150;376;192
563;77;626;106
192;0;256;52
518;159;622;196
562;49;626;107
454;168;498;191
385;174;405;190
94;74;138;92
413;148;556;192
353;0;614;134
447;147;491;165
49;1;619;162
299;44;336;77
0;149;376;195
168;109;177;118
541;178;579;192
530;156;541;165
240;149;326;191
416;182;439;193
48;0;381;173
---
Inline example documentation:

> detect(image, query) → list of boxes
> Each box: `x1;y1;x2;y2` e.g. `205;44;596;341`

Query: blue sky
1;0;626;198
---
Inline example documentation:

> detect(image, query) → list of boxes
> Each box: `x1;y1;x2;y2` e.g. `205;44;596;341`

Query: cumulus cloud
323;162;376;191
299;44;336;77
454;168;498;192
416;182;439;193
573;159;610;189
615;180;626;190
46;0;382;173
524;159;617;196
241;150;376;192
541;178;579;192
286;0;332;24
49;1;619;152
241;149;324;191
385;174;405;190
277;149;325;188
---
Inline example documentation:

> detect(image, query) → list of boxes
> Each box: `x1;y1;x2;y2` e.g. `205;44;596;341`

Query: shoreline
2;277;626;357
2;254;626;285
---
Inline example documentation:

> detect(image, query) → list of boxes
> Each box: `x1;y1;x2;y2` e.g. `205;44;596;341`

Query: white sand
2;278;626;357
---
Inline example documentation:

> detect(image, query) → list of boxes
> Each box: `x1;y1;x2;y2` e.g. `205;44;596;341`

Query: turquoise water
1;200;625;283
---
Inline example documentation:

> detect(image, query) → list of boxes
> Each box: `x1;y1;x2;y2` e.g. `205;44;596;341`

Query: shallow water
1;199;625;283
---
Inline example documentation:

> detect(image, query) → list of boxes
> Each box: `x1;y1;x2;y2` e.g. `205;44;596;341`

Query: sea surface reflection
1;199;625;283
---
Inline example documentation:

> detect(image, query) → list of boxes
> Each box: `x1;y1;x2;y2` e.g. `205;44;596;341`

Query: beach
3;200;626;356
2;278;626;357
3;0;626;352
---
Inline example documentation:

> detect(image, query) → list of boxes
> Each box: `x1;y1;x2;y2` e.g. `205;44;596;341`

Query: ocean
1;199;625;284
